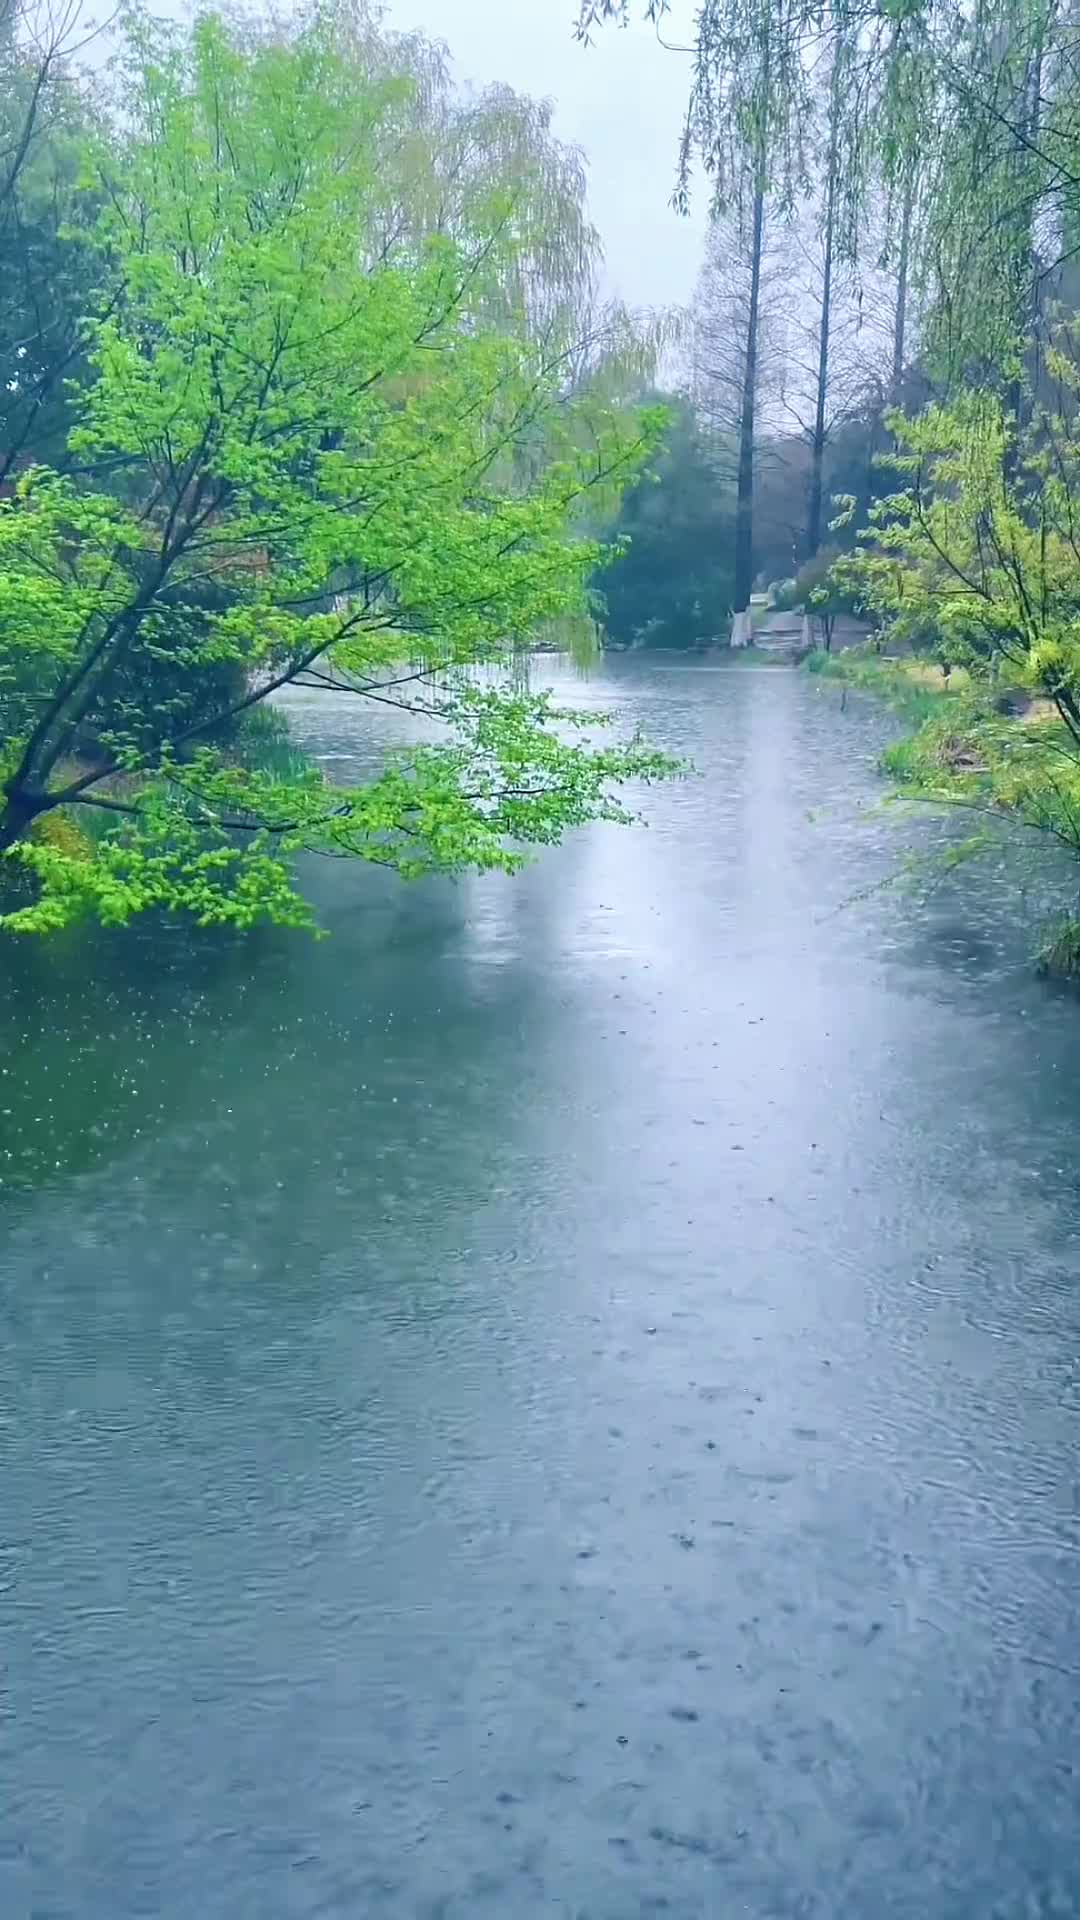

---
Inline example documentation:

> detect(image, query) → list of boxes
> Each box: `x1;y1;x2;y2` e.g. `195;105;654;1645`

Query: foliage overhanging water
3;659;1079;1919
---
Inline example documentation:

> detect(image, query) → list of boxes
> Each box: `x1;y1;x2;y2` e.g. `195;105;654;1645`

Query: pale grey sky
380;0;706;311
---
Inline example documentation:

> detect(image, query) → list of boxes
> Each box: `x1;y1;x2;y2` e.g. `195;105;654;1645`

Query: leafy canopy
838;355;1080;852
0;6;674;933
594;397;735;647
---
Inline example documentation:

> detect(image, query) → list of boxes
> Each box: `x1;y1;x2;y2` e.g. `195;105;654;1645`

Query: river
3;657;1079;1919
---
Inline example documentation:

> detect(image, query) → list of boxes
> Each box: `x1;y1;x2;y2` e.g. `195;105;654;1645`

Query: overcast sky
379;0;706;312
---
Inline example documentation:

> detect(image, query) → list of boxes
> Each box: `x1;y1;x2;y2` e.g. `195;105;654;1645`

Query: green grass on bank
806;645;1080;979
805;646;965;726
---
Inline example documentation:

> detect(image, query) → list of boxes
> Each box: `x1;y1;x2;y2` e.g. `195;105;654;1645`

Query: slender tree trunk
732;171;765;642
860;405;881;526
1021;21;1050;421
1005;17;1052;472
806;145;838;561
891;174;913;407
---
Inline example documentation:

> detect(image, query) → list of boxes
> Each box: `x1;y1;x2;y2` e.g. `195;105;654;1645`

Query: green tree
839;354;1080;847
0;0;107;479
594;396;735;647
0;8;673;934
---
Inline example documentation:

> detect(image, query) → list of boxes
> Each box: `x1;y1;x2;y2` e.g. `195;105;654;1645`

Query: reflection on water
2;659;1079;1920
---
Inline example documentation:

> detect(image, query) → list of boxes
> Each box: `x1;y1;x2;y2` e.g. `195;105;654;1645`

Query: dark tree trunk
1006;24;1050;474
733;173;765;624
1021;29;1048;425
891;175;913;407
0;786;44;853
806;148;837;561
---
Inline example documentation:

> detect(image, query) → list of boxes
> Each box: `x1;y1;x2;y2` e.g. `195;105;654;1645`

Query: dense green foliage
837;381;1080;850
0;4;673;935
593;400;734;647
0;1;101;478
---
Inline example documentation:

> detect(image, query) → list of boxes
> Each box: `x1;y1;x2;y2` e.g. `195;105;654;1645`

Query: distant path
754;610;806;651
751;610;874;653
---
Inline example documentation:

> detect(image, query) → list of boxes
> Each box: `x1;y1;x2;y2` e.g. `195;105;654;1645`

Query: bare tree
770;206;896;556
690;196;791;632
0;0;106;213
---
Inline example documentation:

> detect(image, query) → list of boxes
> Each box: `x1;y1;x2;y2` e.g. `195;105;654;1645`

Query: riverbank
806;645;971;718
805;646;1080;976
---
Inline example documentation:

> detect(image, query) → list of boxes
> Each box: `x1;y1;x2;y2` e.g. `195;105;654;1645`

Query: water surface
3;659;1079;1919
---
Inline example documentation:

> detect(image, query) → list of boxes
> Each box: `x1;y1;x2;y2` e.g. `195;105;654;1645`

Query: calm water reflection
3;659;1079;1919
